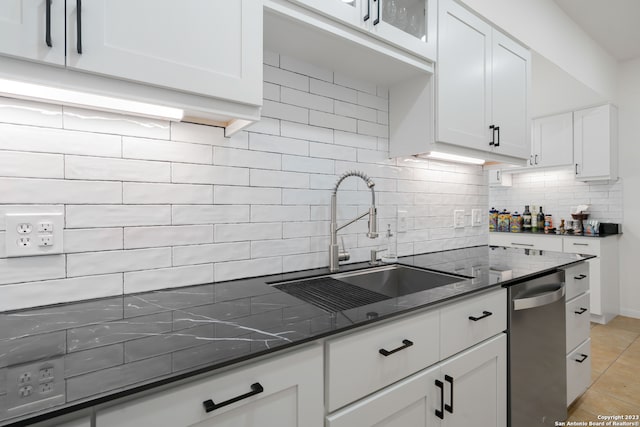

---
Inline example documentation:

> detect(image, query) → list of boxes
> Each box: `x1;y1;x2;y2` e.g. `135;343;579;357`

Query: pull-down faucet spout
329;170;378;272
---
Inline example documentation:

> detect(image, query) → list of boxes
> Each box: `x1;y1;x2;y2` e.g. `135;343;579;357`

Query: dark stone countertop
0;245;591;426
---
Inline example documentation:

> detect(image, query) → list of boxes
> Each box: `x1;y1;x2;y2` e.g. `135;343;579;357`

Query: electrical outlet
38;235;53;247
17;237;31;248
16;223;33;234
39;368;54;381
18;372;32;384
454;210;465;228
7;359;65;416
38;221;53;232
5;213;64;257
18;386;33;398
39;382;54;394
472;209;482;227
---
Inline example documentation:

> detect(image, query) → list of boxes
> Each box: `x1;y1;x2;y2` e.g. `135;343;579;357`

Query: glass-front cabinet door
290;0;368;29
370;0;436;60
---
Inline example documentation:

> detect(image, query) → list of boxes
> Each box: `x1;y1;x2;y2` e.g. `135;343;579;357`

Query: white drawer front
567;338;591;406
566;292;590;352
564;262;590;301
489;233;562;251
563;237;600;256
326;309;440;412
440;289;507;360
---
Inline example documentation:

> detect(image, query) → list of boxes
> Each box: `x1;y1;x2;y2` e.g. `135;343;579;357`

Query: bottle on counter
544;214;553;233
523;205;532;232
531;205;538;232
536;206;545;232
489;207;499;232
498;209;511;232
511;212;523;233
381;223;398;263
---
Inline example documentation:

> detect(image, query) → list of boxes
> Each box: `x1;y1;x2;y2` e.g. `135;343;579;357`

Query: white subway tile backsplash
215;257;281;282
310;110;357;132
124;264;214;293
0;123;121;157
334;130;377;150
213;146;281;170
173;242;250;266
310;79;357;103
0;178;121;204
245;117;280;135
262;100;309;124
282;155;334;175
250;206;310;223
263;50;279;67
249;133;309;156
280;121;333;144
0;96;63;128
309;174;355;190
358;120;388;138
214;223;282;243
66;205;172;228
214;186;281;205
263;82;280;101
280;55;333;82
0;255;66;285
65;156;171;182
123;183;213;204
0;151;64;179
124;225;213;249
63;107;170;139
123;137;212;164
280;87;334;113
357;91;388;111
250;170;309;189
0;274;122;312
282;252;326;271
309;142;357;161
171;205;249;225
334;101;377;122
283;221;327;238
67;248;172;277
282;189;331;205
333;73;377;95
263;65;309;91
172;164;249;186
64;228;123;253
251;237;309;258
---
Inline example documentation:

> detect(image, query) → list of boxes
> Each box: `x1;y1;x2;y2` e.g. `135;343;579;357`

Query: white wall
617;57;640;318
461;0;618;101
0;52;488;311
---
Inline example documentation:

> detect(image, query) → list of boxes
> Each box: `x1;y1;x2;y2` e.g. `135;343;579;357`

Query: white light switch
454;210;465;228
397;209;408;232
5;213;64;257
472;209;482;227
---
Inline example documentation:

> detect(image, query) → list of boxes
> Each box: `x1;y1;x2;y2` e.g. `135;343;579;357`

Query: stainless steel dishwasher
508;270;566;427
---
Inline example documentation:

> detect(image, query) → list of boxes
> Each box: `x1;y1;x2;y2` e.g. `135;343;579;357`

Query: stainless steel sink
331;265;468;298
271;265;469;313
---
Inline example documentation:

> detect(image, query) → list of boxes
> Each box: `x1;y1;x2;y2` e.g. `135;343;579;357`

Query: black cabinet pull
444;375;454;413
468;310;492;321
575;163;579;175
534;154;539;164
574;307;588;315
574;274;587;280
495;126;500;147
364;0;370;21
435;379;444;419
489;125;496;146
575;353;588;363
379;339;413;356
373;0;380;25
76;0;82;54
529;155;533;166
45;0;52;47
203;383;264;413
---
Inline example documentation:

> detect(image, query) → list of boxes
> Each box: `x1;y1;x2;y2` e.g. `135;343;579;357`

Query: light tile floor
568;316;640;420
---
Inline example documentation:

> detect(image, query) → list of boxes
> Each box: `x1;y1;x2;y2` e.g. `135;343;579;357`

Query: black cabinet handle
435;379;444;419
45;0;52;47
203;383;264;413
379;339;413;356
76;0;82;54
529;155;533;166
575;163;579;175
534;154;539;164
489;125;496;146
364;0;370;21
495;126;500;147
468;310;493;321
373;0;380;25
574;307;588;315
574;274;587;280
575;353;588;363
444;375;454;413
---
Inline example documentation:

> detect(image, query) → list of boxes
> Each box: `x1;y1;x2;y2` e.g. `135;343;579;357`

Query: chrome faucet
329;170;378;272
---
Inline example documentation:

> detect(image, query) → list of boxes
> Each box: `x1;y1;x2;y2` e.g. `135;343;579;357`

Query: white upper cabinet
436;0;531;160
573;104;618;181
65;0;262;106
0;0;65;66
288;0;436;61
530;112;573;168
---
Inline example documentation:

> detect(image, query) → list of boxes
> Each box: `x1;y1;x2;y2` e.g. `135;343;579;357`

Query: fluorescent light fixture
417;152;485;165
0;78;184;121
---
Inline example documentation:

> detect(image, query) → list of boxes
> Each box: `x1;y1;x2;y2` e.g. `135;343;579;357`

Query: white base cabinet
95;345;323;427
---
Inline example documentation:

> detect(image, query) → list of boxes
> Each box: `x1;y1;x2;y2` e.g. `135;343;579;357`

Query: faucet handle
339;236;350;262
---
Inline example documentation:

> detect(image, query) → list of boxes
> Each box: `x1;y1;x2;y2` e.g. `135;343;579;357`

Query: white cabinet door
531;112;573;168
566;338;591;406
440;334;506;427
96;345;323;427
574;104;618;181
0;0;65;65
326;364;441;427
65;0;262;106
488;170;511;187
289;0;366;27
491;30;530;159
436;0;492;152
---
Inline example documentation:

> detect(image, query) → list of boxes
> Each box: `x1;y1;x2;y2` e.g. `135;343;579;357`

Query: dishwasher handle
513;284;564;311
